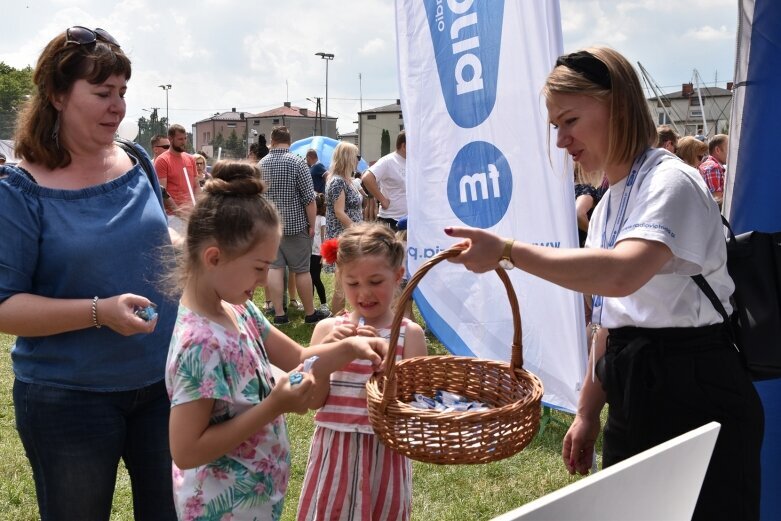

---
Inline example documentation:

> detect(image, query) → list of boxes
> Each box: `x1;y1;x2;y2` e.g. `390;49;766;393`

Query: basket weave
366;247;544;465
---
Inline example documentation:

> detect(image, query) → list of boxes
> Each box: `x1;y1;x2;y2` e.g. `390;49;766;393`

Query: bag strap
114;137;164;211
691;274;739;349
691;213;739;347
115;137;155;185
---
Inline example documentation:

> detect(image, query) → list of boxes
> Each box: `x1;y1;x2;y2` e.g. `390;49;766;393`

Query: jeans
14;379;176;521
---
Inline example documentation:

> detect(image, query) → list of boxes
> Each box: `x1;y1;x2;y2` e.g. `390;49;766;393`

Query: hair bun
203;160;265;198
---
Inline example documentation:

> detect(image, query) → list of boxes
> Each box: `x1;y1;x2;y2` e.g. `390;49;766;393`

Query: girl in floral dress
165;161;387;521
297;223;427;521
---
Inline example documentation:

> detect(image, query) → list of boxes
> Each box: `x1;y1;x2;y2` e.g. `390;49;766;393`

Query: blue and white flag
396;0;586;412
724;1;781;519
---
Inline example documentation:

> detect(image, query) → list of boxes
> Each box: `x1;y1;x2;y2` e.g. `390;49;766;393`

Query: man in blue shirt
306;149;327;194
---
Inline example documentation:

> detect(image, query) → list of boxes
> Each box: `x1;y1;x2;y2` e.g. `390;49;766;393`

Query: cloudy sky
2;0;738;139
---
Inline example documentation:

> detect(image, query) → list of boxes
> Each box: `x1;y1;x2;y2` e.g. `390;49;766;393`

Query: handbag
692;217;781;380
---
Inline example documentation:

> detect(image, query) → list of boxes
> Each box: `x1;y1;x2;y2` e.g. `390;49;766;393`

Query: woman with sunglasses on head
446;47;762;520
0;27;177;519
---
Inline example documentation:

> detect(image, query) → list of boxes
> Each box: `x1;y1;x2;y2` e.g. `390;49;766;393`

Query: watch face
499;258;514;270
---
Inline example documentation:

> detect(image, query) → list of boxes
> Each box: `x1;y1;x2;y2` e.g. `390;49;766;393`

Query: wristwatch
499;239;515;270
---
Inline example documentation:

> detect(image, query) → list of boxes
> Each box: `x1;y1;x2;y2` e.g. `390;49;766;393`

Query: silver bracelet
91;296;102;328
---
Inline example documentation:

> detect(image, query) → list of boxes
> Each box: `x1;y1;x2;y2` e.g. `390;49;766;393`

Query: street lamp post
158;84;172;126
315;52;334;136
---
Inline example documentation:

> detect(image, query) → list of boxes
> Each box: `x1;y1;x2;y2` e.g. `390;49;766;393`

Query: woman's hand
562;413;601;475
268;365;315;415
98;294;158;336
444;226;505;273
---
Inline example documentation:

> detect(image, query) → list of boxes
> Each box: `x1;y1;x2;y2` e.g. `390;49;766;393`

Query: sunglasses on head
65;26;120;48
154;144;170;150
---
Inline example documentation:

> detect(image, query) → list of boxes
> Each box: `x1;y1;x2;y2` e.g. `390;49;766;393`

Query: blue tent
288;136;369;173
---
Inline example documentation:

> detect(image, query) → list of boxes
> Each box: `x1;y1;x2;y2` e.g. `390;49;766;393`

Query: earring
52;112;61;148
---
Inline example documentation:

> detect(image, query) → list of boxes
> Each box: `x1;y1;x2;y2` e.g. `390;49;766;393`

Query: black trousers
598;324;763;521
310;254;326;305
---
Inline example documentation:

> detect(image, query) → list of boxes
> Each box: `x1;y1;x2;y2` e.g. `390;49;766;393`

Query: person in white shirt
361;131;406;230
445;46;762;521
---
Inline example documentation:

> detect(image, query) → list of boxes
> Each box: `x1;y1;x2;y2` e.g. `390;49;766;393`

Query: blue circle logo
447;141;513;228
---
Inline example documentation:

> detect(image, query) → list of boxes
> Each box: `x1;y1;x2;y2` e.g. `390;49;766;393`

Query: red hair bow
321;238;339;264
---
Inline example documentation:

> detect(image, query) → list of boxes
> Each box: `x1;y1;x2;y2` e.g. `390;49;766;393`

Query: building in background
358;100;404;163
646;83;733;137
192;103;337;158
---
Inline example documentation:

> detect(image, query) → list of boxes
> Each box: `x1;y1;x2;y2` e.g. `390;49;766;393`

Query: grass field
0;274;598;520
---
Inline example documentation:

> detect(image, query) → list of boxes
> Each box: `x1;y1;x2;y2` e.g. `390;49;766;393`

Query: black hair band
555;51;612;89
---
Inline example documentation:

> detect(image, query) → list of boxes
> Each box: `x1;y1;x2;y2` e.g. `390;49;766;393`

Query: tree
225;129;244;158
211;132;225;156
380;129;390;157
0;62;34;139
133;109;169;156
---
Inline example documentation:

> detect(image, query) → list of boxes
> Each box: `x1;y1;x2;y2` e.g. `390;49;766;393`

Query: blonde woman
324;142;363;313
675;136;708;169
193;153;209;186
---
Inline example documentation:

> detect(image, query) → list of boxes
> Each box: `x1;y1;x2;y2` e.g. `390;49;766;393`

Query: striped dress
296;317;412;521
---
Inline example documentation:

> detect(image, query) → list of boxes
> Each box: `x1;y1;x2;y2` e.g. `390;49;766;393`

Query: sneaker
273;314;290;325
263;301;275;317
290;299;304;311
304;309;331;324
318;304;331;315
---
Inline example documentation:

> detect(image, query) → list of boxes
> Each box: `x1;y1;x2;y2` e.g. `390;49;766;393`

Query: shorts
272;231;312;272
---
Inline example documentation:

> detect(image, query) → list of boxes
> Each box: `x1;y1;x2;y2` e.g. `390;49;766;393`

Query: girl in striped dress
297;223;427;521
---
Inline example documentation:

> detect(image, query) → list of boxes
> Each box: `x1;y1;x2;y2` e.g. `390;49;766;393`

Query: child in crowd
165;161;387;520
297;222;427;521
311;193;328;311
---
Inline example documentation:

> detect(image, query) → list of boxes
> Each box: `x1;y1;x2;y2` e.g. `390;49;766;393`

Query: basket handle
381;246;524;407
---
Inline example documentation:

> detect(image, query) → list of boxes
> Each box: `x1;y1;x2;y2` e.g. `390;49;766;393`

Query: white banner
396;0;586;412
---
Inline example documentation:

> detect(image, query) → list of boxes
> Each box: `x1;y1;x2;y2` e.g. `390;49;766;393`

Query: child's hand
270;365;314;414
346;336;388;372
325;323;358;341
355;324;379;338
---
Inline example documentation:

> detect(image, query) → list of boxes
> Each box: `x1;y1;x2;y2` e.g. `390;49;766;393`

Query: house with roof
647;83;733;137
193;103;337;157
358;99;404;163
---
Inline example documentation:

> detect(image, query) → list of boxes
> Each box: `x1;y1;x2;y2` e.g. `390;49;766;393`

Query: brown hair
543;46;656;167
167;123;186;138
656;125;679;148
180;161;280;285
14;30;131;169
270;126;291;145
150;134;168;147
335;222;405;271
675;136;708;168
395;130;406;150
708;134;728;154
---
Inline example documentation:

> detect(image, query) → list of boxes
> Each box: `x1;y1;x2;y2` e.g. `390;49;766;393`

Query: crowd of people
0;24;762;521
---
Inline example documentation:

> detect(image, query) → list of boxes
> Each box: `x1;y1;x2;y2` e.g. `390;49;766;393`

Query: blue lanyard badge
591;151;648;327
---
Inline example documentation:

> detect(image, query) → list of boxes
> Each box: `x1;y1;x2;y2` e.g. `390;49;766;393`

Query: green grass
0;273;598;520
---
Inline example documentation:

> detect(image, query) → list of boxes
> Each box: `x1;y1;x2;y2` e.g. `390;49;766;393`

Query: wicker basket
366;247;544;465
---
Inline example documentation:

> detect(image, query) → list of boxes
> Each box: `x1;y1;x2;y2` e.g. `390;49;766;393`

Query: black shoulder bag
692;216;781;380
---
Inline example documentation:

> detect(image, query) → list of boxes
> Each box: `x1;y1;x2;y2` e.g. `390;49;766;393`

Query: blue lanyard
591;151;648;326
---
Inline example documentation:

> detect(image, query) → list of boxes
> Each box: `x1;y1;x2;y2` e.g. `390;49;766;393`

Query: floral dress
324;175;363;272
166;301;290;521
